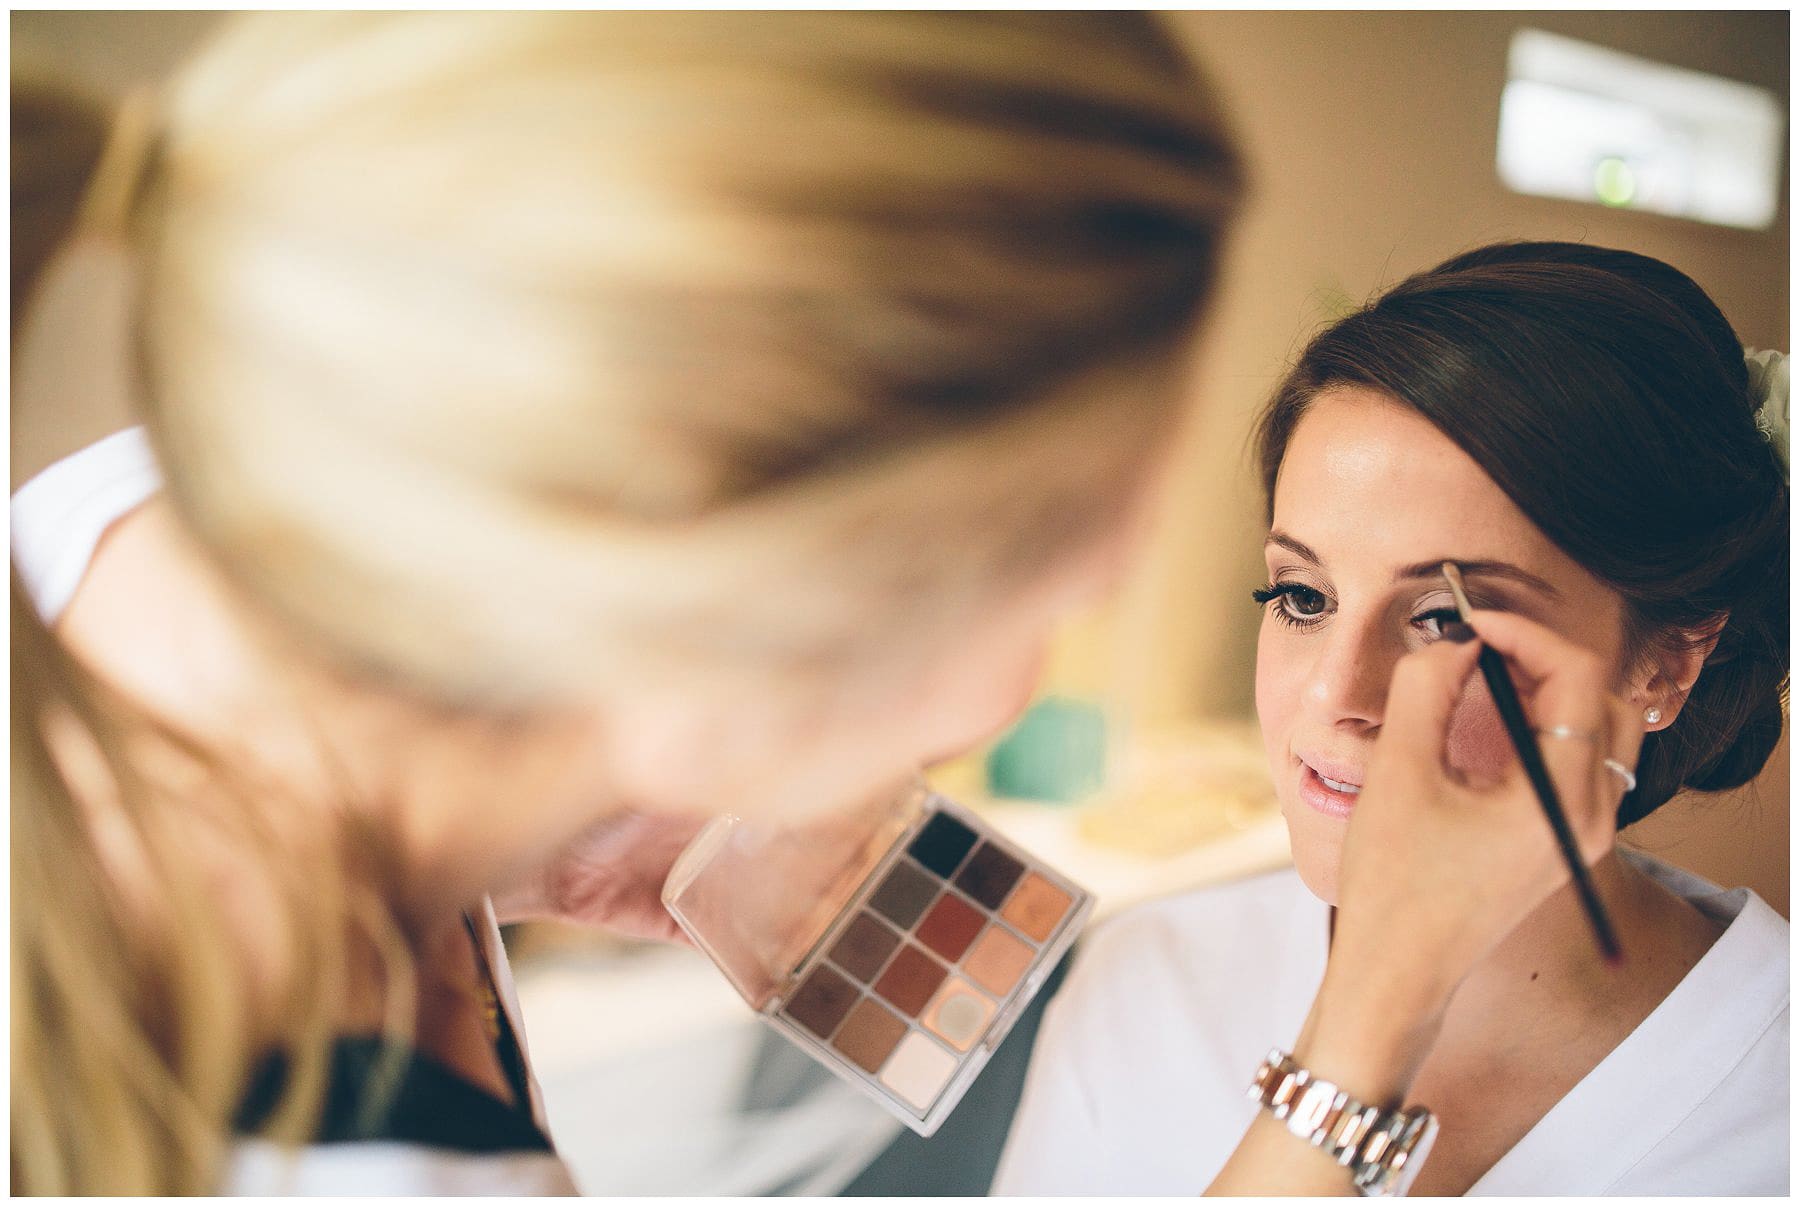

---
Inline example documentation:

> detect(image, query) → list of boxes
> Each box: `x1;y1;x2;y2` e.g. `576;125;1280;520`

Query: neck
240;622;625;926
1447;847;1723;1033
48;495;565;1105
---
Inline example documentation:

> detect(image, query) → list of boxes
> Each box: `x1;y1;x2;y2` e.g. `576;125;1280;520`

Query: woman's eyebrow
1396;558;1561;599
1264;531;1323;566
1265;534;1561;600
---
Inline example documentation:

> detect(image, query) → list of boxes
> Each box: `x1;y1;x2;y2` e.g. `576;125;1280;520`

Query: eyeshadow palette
663;783;1091;1135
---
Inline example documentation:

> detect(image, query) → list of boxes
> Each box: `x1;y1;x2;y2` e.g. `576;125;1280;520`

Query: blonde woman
11;12;1245;1194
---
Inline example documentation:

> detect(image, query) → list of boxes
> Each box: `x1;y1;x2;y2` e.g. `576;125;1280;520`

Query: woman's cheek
1444;676;1513;783
1253;624;1296;741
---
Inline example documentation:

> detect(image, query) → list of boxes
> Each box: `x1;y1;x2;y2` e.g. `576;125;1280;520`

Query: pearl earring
1644;706;1663;726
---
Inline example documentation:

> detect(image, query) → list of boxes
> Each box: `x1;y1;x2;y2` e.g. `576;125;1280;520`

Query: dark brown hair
1256;241;1788;825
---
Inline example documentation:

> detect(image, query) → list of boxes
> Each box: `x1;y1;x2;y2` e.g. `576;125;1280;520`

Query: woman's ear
1630;615;1728;732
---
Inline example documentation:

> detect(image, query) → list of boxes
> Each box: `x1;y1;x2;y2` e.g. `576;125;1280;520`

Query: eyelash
1251;581;1464;638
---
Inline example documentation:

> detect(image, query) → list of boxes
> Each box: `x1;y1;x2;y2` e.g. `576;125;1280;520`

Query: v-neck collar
1469;852;1785;1194
1277;853;1782;1195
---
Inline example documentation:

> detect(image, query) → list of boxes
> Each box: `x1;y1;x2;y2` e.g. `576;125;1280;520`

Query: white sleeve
11;426;162;624
990;948;1119;1195
990;879;1305;1196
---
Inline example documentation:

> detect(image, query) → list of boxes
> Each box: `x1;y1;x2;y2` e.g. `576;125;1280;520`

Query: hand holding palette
662;780;1091;1135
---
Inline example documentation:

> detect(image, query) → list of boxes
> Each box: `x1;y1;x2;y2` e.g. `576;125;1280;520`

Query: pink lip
1297;762;1359;821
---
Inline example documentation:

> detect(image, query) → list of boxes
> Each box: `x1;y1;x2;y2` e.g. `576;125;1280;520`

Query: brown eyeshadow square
1001;872;1073;942
785;964;859;1039
873;944;948;1018
830;912;902;983
916;892;985;962
869;860;938;930
832;997;909;1073
955;841;1026;911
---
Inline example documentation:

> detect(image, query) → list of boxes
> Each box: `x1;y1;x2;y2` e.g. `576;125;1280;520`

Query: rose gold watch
1248;1049;1439;1197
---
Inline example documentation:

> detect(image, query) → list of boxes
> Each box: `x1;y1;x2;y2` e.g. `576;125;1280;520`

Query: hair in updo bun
1256;240;1788;825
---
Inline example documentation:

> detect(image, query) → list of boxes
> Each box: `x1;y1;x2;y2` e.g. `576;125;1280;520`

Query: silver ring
1603;758;1638;793
1536;725;1602;745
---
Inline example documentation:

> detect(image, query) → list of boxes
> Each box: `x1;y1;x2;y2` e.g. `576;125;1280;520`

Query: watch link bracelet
1248;1049;1439;1197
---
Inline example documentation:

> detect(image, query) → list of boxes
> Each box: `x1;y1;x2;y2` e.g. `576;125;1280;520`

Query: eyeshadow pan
833;997;909;1073
881;1031;958;1111
955;841;1026;910
965;924;1034;997
923;976;995;1052
870;861;938;929
670;781;1095;1139
874;944;948;1018
908;811;979;878
830;912;902;982
785;965;858;1039
1001;872;1073;942
916;892;985;962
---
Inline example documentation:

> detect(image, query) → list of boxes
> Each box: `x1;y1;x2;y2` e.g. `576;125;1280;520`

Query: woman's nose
1302;616;1392;730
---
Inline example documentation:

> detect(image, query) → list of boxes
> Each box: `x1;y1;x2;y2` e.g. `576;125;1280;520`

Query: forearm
1207;1110;1366;1196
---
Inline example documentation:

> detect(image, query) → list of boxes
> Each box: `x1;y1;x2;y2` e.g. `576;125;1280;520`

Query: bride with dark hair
996;241;1789;1196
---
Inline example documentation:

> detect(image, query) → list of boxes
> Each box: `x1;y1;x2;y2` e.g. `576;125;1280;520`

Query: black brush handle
1474;644;1623;963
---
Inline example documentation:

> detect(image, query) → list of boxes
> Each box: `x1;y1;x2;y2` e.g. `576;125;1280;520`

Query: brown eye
1284;586;1327;617
1414;607;1461;640
1252;582;1330;628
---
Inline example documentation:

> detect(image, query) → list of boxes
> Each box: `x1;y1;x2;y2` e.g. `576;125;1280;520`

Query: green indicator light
1593;157;1636;208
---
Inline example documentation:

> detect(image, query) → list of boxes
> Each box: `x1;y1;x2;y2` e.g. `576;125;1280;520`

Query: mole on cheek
1444;680;1512;783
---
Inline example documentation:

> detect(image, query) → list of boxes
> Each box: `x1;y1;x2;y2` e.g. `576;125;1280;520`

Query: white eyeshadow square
879;1030;957;1110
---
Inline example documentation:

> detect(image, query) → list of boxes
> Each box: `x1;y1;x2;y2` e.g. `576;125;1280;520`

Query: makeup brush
1440;562;1622;965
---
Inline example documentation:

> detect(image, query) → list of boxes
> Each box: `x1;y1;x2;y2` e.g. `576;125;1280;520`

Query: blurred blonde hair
13;11;1240;1193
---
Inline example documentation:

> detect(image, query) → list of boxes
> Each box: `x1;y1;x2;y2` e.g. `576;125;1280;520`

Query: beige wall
12;11;225;482
13;12;1790;911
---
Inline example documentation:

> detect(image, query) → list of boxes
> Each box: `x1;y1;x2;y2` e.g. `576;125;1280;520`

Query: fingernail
1444;621;1476;644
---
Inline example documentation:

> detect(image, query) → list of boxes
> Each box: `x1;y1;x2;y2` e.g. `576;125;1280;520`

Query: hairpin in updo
1746;348;1789;478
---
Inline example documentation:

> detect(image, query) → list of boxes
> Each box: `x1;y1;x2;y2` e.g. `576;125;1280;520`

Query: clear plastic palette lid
661;776;928;1009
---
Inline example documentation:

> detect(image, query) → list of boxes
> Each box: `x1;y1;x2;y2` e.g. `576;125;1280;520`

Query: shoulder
994;866;1323;1194
1044;864;1323;1098
223;1138;580;1195
15;427;278;737
1621;845;1789;957
1086;862;1319;953
12;426;162;624
1604;989;1789;1196
1063;864;1321;1018
1579;849;1789;1195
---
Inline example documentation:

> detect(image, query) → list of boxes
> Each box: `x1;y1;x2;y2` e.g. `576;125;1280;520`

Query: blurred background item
1497;28;1783;230
13;9;1786;1195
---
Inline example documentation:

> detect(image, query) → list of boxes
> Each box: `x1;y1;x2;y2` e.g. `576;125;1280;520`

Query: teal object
985;695;1106;804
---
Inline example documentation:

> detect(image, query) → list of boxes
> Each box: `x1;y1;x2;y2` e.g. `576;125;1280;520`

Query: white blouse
12;429;580;1195
993;853;1789;1195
